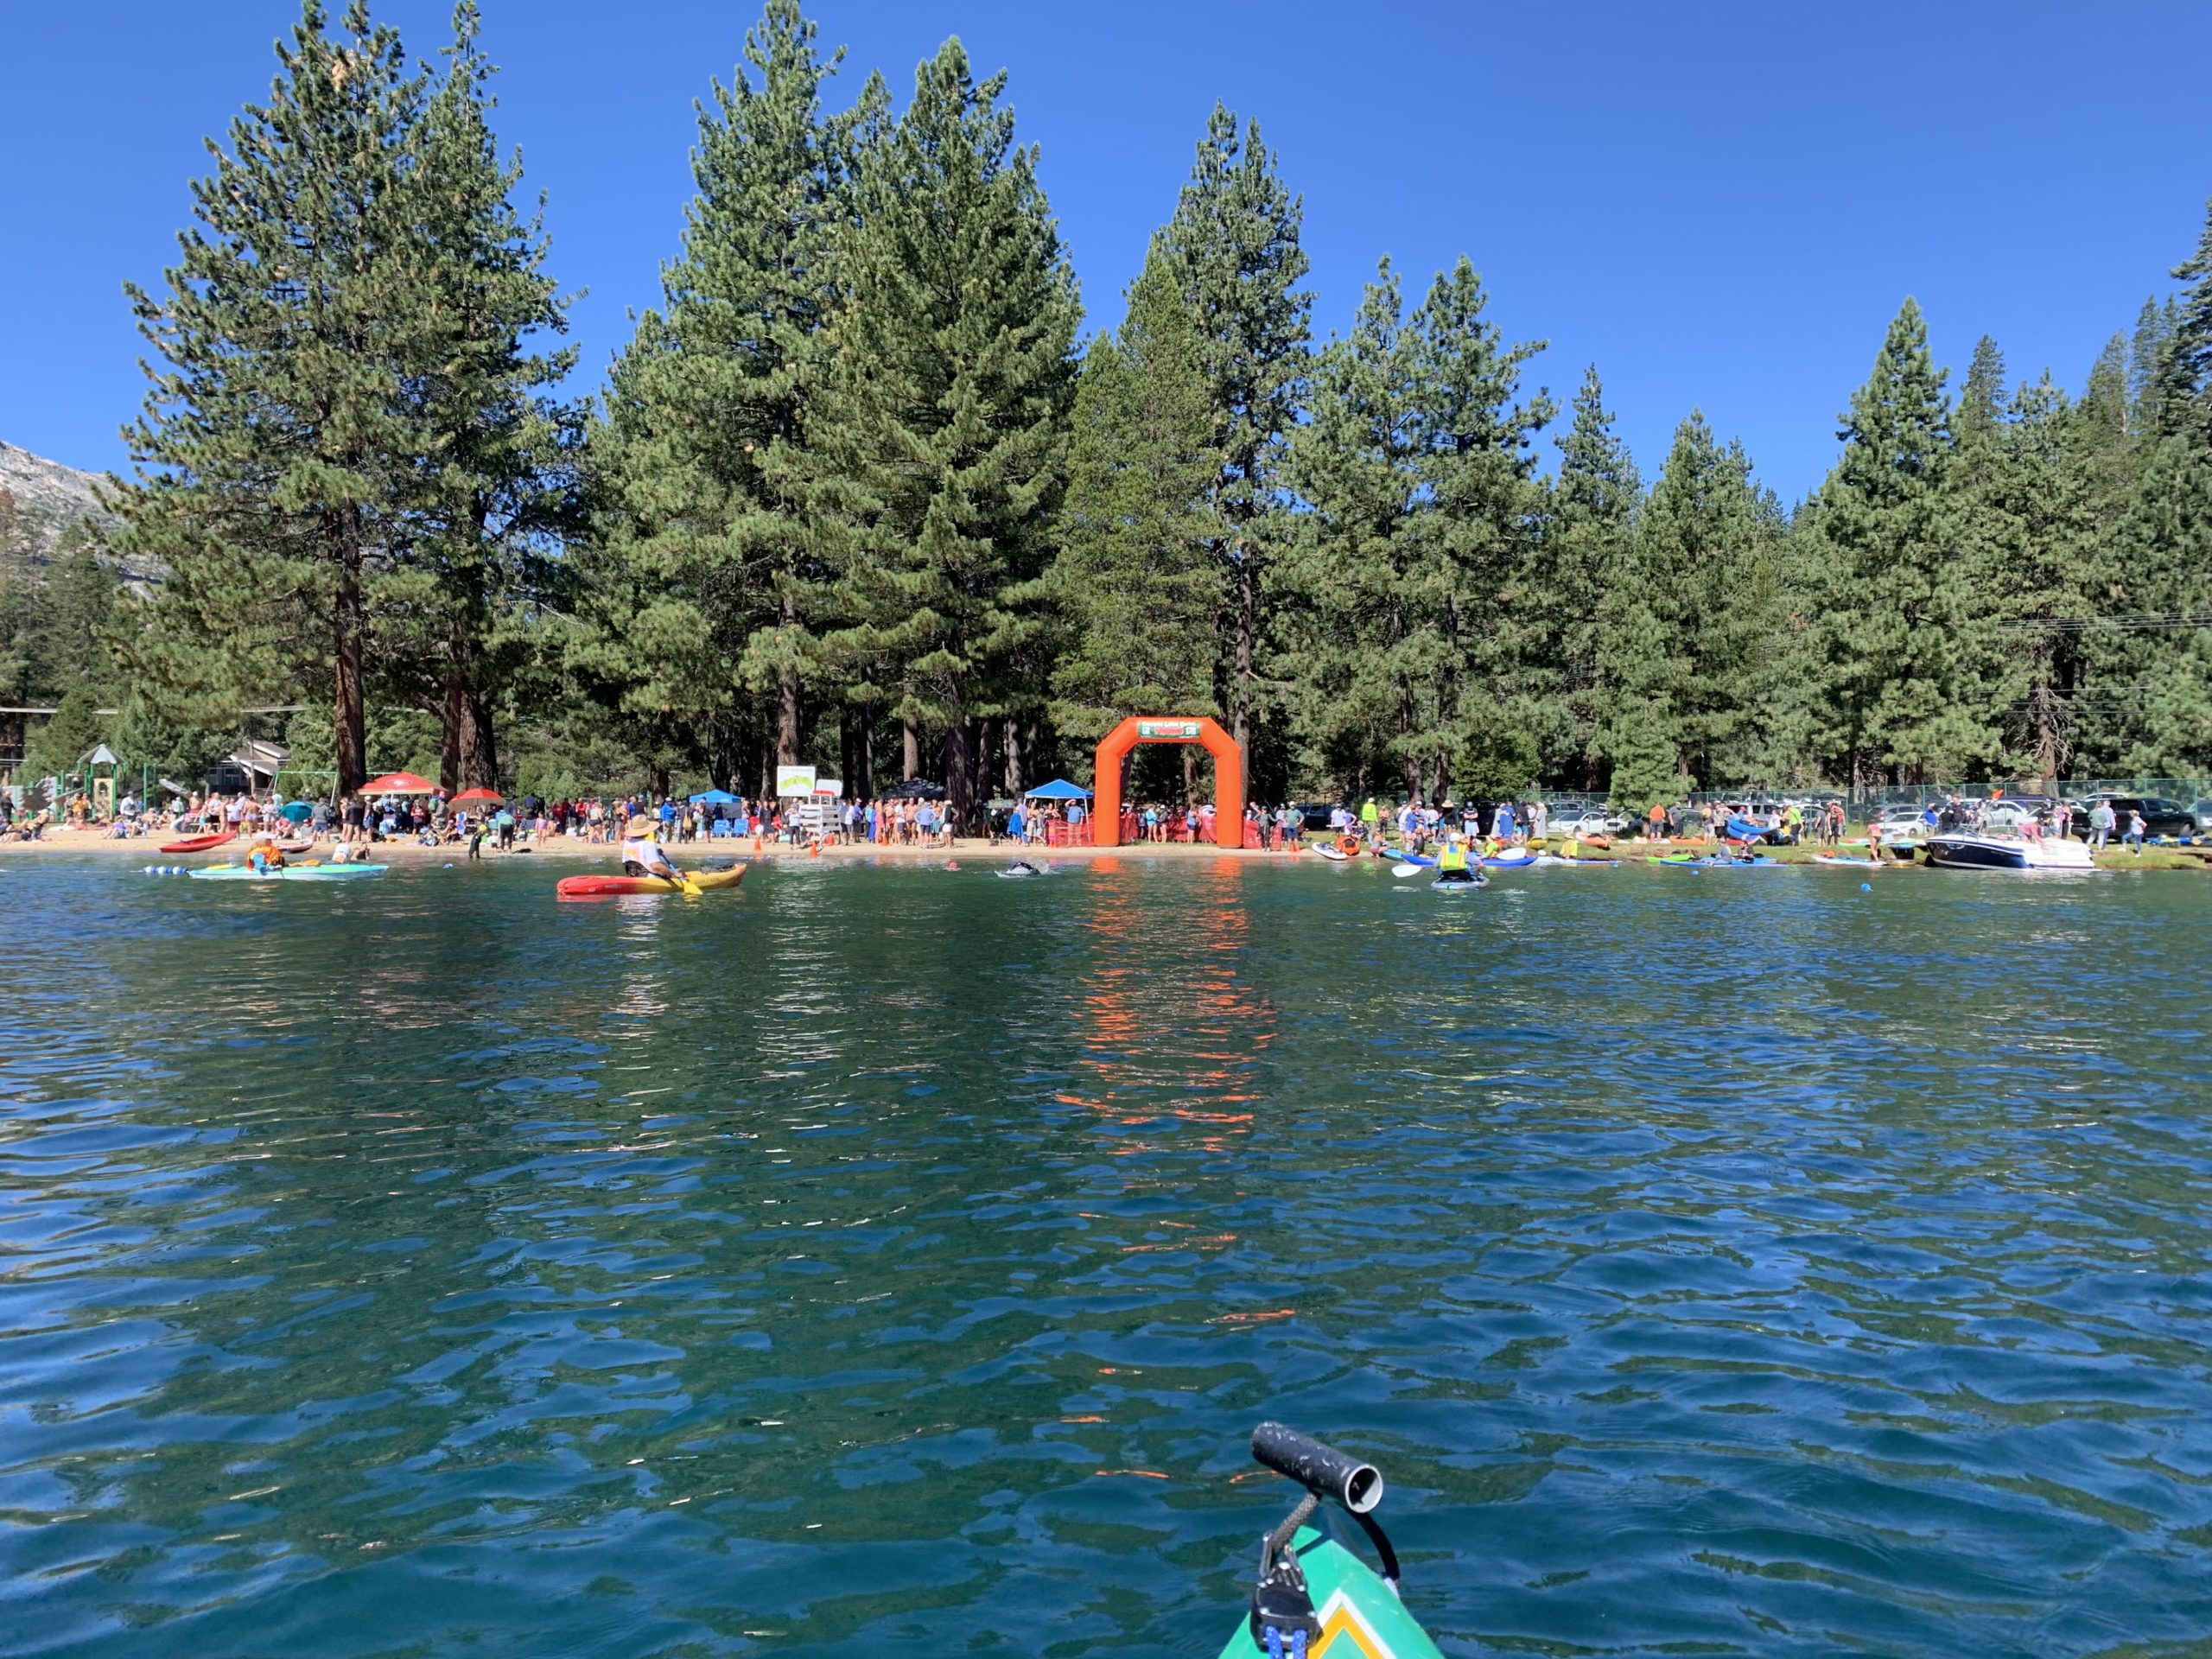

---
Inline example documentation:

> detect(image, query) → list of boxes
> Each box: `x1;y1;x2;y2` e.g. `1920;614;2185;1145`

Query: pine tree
1280;261;1425;794
2128;298;2176;435
1050;248;1222;744
588;0;858;791
2116;193;2212;769
115;0;428;797
1539;367;1640;789
1409;258;1553;803
828;37;1080;817
1282;256;1549;802
1157;105;1311;786
1814;298;1991;784
1955;334;2008;454
399;1;580;791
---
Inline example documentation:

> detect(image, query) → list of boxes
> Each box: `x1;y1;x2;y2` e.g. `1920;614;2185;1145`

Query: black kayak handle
1251;1421;1383;1514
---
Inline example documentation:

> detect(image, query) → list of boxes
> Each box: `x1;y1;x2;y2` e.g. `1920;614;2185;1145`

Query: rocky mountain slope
0;441;111;562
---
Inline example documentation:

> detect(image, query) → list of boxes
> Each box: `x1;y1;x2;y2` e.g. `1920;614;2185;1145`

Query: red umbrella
361;771;436;795
451;787;505;805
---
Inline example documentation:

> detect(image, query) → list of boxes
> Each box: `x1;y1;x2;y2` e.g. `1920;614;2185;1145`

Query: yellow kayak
556;867;747;897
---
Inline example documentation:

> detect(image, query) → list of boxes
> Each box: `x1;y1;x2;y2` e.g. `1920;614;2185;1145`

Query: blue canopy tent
1024;779;1092;799
689;787;741;805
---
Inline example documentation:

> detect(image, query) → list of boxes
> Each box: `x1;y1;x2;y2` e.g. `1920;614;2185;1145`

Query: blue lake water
3;854;2210;1656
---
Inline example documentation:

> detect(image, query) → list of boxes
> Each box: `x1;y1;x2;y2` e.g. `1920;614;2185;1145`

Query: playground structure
1091;717;1244;849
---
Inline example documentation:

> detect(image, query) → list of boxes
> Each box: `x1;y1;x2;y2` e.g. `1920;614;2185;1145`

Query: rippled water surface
4;854;2211;1656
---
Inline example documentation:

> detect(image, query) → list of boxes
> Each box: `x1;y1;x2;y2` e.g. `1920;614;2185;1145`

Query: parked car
1980;801;2037;830
2190;799;2212;835
1551;810;1616;839
2077;795;2197;837
1870;805;1932;841
1294;801;1346;832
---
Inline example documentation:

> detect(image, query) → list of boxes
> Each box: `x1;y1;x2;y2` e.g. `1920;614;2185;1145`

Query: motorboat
1924;833;2095;872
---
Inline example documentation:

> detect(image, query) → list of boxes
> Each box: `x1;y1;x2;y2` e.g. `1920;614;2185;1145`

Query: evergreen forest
15;0;2212;813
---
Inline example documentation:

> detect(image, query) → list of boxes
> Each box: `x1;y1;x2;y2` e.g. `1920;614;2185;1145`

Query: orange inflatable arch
1091;717;1244;849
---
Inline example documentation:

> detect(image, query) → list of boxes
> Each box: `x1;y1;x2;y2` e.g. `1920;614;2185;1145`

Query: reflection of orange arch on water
1092;716;1244;849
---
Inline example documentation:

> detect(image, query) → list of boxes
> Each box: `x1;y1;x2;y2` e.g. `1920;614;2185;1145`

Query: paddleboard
189;862;387;881
1214;1528;1446;1659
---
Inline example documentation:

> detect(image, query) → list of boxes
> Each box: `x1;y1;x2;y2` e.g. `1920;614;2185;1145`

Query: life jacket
1438;842;1468;872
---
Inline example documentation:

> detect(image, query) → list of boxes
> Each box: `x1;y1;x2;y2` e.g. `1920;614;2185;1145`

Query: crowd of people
0;773;2183;863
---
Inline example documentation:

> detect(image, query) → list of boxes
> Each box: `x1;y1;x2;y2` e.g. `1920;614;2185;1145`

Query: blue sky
3;1;2208;503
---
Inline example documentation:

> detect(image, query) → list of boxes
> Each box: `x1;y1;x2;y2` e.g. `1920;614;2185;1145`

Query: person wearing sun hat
620;814;684;881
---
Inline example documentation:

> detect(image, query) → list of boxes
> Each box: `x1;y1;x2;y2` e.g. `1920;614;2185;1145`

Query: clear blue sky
3;1;2208;504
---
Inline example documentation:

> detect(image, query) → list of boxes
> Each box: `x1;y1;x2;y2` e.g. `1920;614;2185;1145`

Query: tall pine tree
828;38;1080;815
587;0;858;791
116;0;427;795
402;1;580;791
1538;366;1640;791
2117;193;2212;770
1157;105;1311;789
1814;299;1989;784
1050;248;1222;747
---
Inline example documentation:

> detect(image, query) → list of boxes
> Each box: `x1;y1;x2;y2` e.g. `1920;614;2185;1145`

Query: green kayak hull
188;863;389;881
1214;1528;1444;1658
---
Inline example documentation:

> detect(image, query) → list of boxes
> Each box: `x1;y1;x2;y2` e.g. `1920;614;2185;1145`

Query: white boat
1924;833;2095;872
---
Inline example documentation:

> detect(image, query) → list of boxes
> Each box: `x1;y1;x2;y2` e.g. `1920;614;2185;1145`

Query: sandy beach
0;828;1290;866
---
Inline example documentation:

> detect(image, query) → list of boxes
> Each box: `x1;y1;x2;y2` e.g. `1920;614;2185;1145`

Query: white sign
775;765;817;798
813;778;842;798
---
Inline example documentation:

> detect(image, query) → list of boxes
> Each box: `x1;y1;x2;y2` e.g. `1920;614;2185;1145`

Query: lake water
3;854;2210;1656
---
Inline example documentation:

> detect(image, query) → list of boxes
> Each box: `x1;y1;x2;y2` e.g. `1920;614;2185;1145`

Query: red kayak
556;868;747;898
159;832;235;854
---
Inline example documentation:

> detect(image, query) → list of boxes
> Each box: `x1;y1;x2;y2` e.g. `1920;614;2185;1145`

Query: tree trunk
647;760;670;799
776;667;804;766
1233;557;1256;782
438;666;465;794
859;703;876;798
977;716;1001;798
462;685;497;791
902;717;921;781
333;547;366;798
1400;689;1421;800
944;719;975;823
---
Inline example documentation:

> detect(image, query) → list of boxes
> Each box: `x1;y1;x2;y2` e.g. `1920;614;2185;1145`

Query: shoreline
4;829;2204;872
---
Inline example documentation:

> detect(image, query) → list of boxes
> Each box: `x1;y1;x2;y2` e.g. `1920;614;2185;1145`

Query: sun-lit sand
0;828;1287;866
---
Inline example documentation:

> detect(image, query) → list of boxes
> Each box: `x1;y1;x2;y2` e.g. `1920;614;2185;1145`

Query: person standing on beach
2089;799;2115;850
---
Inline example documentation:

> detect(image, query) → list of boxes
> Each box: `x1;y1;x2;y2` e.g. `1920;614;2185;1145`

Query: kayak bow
1217;1423;1445;1659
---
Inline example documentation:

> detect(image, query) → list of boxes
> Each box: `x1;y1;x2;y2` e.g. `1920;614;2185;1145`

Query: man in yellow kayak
620;816;688;882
